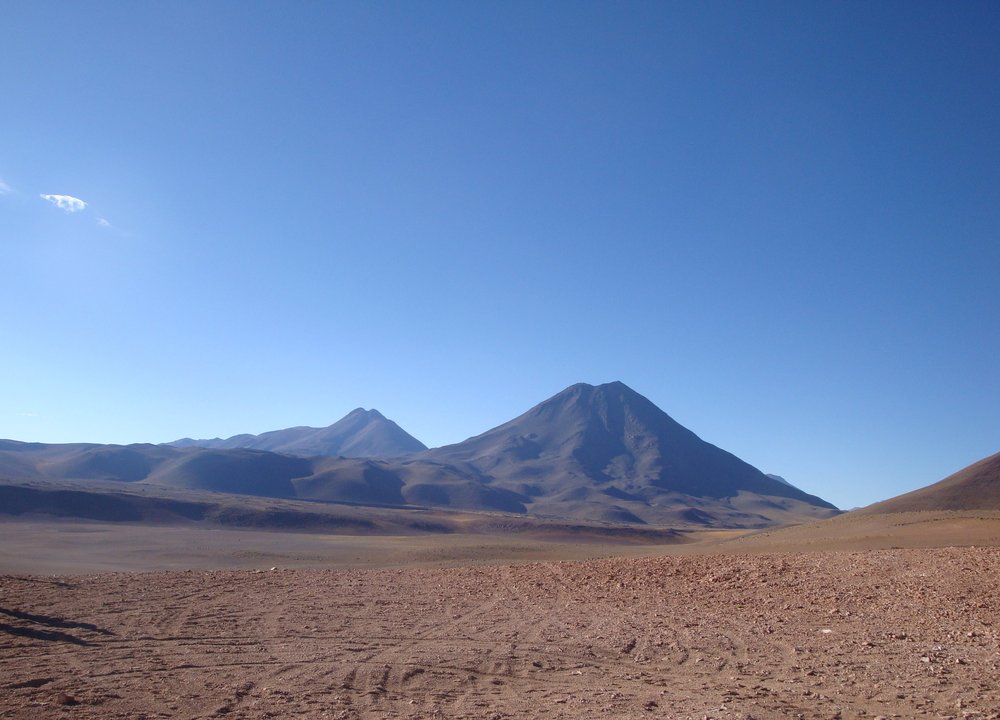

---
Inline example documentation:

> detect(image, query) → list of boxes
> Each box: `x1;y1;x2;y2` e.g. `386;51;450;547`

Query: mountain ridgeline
0;382;841;528
170;408;427;458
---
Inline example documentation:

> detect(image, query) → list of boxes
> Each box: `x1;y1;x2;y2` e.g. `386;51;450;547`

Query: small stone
55;694;79;706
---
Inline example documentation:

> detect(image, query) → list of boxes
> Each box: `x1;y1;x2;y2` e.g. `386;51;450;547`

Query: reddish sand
2;547;999;719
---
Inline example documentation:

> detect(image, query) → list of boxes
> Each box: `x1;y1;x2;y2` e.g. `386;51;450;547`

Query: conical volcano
419;381;837;526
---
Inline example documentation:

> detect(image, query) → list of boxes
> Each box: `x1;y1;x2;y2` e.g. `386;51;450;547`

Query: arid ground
2;515;1000;719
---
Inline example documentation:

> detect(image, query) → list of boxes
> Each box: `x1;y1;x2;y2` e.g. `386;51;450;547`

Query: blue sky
2;1;998;509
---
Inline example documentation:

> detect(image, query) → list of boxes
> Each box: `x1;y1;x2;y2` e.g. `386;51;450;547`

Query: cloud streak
40;193;88;212
0;179;11;194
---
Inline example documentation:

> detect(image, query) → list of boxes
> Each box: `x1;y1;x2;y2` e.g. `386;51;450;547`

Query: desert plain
2;513;999;720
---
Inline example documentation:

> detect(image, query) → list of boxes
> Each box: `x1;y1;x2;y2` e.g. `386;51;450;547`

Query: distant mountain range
169;408;427;458
0;382;840;528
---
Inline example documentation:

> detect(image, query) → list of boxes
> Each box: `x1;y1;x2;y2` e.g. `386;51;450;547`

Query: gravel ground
1;547;999;719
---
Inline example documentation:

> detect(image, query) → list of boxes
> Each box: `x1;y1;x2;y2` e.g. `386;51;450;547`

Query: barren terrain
0;519;693;575
2;542;999;719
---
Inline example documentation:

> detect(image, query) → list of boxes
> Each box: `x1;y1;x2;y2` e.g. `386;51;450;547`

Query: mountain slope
170;408;427;458
856;450;1000;514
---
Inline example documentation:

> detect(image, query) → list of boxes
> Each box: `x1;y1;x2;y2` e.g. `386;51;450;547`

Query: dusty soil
2;548;999;719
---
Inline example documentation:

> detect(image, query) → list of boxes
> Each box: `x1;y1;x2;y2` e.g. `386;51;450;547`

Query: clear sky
2;1;998;509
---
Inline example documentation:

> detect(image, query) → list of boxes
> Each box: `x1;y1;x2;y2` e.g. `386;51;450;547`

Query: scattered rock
54;693;79;706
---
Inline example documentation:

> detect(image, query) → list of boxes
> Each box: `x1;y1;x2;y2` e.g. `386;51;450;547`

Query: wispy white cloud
40;193;88;212
0;179;12;194
37;190;119;231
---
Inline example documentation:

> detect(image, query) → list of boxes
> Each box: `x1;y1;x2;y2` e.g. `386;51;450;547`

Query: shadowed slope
145;449;311;497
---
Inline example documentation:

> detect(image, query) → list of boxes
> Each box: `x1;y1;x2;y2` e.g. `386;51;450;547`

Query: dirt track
2;548;999;719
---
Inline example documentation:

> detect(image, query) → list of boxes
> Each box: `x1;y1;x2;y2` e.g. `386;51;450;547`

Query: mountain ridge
169;408;427;458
